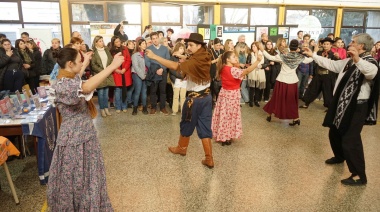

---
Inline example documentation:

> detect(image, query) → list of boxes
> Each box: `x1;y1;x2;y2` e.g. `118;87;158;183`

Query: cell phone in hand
122;21;128;25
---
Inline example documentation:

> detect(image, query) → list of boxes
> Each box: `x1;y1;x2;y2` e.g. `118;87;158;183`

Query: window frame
285;7;337;28
221;5;279;32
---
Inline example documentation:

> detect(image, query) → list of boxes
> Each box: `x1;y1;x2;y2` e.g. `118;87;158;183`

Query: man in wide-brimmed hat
300;37;337;110
145;33;214;168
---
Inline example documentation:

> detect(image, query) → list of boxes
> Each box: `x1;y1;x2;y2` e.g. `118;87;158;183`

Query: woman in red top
331;37;347;60
211;51;262;146
109;36;132;113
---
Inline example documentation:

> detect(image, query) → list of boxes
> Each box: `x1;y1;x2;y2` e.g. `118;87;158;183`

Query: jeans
240;79;249;103
132;73;147;107
114;87;127;110
297;72;309;98
127;84;134;105
97;87;109;109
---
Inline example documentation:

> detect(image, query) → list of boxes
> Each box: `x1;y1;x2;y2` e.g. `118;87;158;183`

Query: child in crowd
169;42;187;115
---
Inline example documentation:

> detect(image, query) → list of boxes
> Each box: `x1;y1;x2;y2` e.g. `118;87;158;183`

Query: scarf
247;52;266;89
280;52;305;69
20;49;32;64
323;53;379;134
57;69;97;119
178;47;211;85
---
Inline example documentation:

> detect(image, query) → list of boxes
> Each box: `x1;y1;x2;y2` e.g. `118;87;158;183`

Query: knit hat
289;39;299;51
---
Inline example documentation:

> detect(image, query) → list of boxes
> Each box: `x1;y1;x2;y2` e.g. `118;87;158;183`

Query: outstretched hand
109;52;124;70
302;47;314;57
83;52;93;68
145;49;156;60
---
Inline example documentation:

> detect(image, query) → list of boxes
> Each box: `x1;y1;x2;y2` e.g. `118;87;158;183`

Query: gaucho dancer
145;33;214;168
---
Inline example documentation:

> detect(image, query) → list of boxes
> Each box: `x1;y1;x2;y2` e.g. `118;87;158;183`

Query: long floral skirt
212;88;242;142
47;139;113;211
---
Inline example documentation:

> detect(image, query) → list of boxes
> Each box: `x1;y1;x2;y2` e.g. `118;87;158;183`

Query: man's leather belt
317;69;329;75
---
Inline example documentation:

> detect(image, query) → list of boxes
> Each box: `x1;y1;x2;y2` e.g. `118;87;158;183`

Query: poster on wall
255;27;268;41
216;26;223;38
90;23;119;47
18;28;52;53
279;27;289;39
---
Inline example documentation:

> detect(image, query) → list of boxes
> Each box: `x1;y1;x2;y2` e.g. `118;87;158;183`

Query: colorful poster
270;27;278;36
256;27;268;41
198;28;205;37
216;26;223;38
210;25;217;40
279;27;289;38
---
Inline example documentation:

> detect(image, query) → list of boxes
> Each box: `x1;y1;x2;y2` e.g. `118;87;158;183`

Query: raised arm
262;50;282;63
82;53;123;93
145;49;179;71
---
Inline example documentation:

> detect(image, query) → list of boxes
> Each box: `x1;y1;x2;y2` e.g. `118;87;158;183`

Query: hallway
1;100;380;211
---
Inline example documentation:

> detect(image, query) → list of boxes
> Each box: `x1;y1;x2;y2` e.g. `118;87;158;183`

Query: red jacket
113;47;132;86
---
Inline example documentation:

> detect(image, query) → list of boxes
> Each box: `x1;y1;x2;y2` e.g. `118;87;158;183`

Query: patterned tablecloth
21;107;57;185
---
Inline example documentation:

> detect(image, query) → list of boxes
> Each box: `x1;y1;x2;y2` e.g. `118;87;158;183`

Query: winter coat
112;47;132;87
91;47;115;88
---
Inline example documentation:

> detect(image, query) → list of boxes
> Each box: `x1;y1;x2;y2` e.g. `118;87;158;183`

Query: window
71;25;91;47
223;8;248;24
183;5;213;25
24;24;62;43
250;8;277;25
286;8;336;40
341;10;380;46
107;3;141;24
286;10;309;25
221;6;278;34
151;5;180;24
72;4;104;22
21;1;60;23
0;24;23;44
0;2;19;21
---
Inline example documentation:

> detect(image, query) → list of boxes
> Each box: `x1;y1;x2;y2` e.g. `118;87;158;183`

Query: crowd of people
1;23;379;210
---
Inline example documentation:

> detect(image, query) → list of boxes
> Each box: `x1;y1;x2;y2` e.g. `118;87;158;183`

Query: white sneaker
116;110;121;113
172;112;176;116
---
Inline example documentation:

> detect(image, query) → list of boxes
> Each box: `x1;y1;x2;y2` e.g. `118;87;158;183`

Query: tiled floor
1;100;380;211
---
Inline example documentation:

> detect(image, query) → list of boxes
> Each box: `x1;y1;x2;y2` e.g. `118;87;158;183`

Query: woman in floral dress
47;47;123;211
212;51;262;146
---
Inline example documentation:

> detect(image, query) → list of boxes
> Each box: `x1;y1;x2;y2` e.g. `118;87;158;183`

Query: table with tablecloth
20;106;58;185
0;136;20;204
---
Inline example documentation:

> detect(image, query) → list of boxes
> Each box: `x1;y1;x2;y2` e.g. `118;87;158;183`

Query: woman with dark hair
26;39;42;92
247;41;266;107
131;39;149;115
212;51;262;145
114;21;128;42
260;39;314;125
331;37;347;60
209;38;224;105
91;35;114;117
109;36;132;113
47;47;124;211
15;39;36;93
264;40;281;100
141;25;153;38
0;39;24;91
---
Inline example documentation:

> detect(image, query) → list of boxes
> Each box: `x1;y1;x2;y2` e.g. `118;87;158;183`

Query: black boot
132;106;138;115
142;106;148;115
